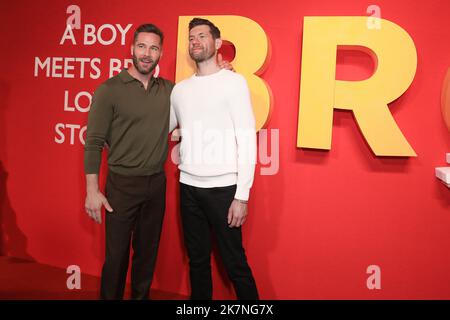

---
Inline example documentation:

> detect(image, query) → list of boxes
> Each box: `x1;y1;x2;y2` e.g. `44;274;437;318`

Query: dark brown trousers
100;170;166;300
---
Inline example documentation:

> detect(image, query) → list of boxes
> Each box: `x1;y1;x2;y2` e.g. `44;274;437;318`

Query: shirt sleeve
84;84;114;174
228;74;257;201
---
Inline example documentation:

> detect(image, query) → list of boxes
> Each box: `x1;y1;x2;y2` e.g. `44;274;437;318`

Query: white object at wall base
435;167;450;187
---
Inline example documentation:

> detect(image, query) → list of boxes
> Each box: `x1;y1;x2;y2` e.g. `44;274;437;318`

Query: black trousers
180;183;259;300
100;170;166;300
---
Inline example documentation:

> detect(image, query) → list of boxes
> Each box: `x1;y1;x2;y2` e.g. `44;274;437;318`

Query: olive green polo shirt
84;69;174;176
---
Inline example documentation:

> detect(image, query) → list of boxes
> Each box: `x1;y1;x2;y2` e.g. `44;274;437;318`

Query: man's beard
189;46;215;63
132;54;159;75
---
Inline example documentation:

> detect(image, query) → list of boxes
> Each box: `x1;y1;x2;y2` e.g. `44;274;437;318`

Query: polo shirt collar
119;69;159;85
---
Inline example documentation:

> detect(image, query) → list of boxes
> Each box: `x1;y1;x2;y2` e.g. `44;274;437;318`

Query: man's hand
227;199;248;228
217;53;235;72
85;190;113;224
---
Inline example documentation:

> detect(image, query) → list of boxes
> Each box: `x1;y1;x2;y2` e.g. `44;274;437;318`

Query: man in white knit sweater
170;18;258;300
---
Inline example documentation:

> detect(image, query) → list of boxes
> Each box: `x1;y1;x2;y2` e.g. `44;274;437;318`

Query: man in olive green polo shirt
84;24;172;300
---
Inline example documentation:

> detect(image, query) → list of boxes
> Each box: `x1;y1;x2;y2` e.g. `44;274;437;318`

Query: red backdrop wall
1;0;449;299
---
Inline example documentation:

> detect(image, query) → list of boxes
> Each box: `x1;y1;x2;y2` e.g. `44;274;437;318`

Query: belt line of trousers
180;183;259;300
100;170;166;300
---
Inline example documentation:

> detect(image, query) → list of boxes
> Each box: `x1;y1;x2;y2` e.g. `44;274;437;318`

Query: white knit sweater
170;69;256;201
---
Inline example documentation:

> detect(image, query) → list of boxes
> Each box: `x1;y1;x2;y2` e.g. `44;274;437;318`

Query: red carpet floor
0;256;187;300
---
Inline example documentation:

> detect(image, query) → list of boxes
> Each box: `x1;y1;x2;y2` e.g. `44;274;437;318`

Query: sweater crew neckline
193;68;227;79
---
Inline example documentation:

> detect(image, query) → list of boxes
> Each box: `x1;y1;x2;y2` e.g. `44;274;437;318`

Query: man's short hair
188;18;221;39
133;24;164;45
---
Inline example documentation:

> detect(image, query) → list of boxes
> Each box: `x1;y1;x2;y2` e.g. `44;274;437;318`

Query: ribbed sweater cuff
235;186;250;201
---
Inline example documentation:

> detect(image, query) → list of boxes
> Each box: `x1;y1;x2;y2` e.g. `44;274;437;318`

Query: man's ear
130;44;134;56
215;38;222;50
